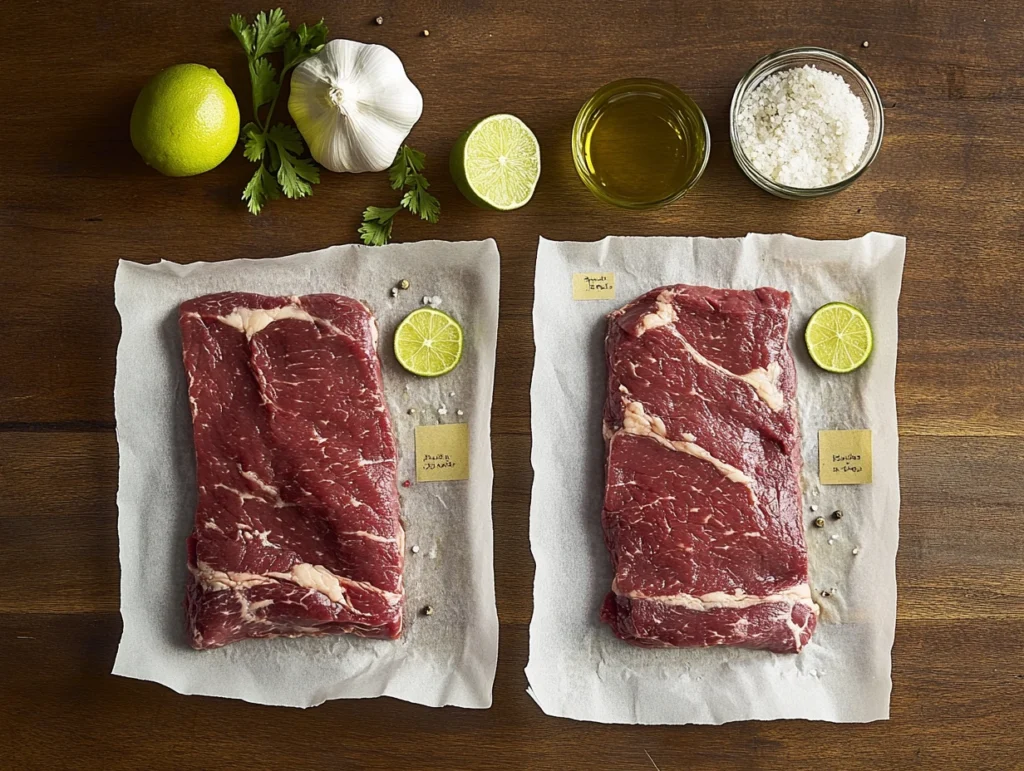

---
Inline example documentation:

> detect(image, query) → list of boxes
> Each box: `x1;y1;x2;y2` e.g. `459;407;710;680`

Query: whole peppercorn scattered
832;509;844;520
813;516;826;528
422;605;434;616
375;16;384;25
399;278;410;290
402;480;412;488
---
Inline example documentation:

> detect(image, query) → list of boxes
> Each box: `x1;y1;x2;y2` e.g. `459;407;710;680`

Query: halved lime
394;308;464;377
805;302;874;373
450;114;541;210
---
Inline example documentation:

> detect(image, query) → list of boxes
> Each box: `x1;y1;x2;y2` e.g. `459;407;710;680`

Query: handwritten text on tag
819;429;872;485
572;272;615;300
415;423;470;482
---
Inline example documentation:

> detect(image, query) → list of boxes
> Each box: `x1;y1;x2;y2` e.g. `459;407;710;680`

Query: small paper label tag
819;429;872;485
572;272;615;300
415;423;470;482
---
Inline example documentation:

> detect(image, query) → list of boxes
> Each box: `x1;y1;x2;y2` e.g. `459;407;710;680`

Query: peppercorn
422;29;430;36
820;589;832;598
422;605;434;616
375;16;384;25
399;278;410;290
814;516;826;528
832;509;844;520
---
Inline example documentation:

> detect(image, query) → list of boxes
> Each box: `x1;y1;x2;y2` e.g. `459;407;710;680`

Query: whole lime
130;64;240;177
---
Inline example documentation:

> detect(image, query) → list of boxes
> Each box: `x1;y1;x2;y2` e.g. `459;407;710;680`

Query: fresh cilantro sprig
359;146;440;246
358;206;403;247
230;10;327;215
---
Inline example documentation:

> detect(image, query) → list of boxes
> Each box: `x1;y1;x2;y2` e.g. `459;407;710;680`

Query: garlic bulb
288;39;423;173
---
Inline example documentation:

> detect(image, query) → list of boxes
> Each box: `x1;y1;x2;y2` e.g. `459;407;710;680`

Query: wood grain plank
0;615;1020;770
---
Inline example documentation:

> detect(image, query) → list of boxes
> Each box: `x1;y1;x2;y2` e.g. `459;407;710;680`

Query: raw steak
600;285;817;653
179;292;404;650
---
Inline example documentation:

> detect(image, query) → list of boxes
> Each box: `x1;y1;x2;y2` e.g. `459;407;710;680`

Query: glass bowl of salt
730;47;884;199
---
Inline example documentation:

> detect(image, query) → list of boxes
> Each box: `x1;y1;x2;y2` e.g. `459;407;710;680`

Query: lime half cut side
805;302;874;373
394;308;464;377
450;114;541;210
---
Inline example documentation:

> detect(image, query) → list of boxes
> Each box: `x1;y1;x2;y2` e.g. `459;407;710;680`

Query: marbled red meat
600;285;817;653
179;292;404;650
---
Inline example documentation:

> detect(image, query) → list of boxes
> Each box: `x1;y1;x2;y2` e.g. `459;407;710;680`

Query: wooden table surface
3;1;1023;768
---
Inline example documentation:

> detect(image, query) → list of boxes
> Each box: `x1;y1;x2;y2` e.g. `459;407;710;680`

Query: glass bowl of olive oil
572;78;710;209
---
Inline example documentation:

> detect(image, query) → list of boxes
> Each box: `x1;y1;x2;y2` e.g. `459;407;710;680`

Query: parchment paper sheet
113;240;500;709
527;233;905;724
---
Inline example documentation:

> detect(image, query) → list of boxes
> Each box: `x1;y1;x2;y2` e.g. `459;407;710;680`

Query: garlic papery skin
289;39;423;174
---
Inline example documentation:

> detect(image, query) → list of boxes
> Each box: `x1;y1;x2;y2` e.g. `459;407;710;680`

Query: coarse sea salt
736;65;869;188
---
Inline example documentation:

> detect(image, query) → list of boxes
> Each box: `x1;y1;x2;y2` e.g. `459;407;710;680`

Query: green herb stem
232;9;327;215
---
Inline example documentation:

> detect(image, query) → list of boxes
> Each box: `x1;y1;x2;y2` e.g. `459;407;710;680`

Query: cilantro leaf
389;146;427;190
229;14;255;53
362;146;440;242
277;153;319;199
359;206;402;246
250;57;279;110
241;123;266;162
296;19;329;50
242;164;281;216
267;123;304;156
253;8;290;59
268;124;319;199
284;19;329;70
401;184;441;223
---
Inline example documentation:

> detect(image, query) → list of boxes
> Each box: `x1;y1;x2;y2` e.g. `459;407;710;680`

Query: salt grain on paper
736;65;870;188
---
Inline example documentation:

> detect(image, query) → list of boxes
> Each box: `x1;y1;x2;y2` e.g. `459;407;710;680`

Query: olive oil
573;79;709;209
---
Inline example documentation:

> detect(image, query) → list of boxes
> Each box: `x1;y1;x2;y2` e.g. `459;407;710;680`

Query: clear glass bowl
730;47;884;199
572;78;710;209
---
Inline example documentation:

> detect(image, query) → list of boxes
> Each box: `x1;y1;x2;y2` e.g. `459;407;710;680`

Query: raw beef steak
179;292;404;650
600;285;817;653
